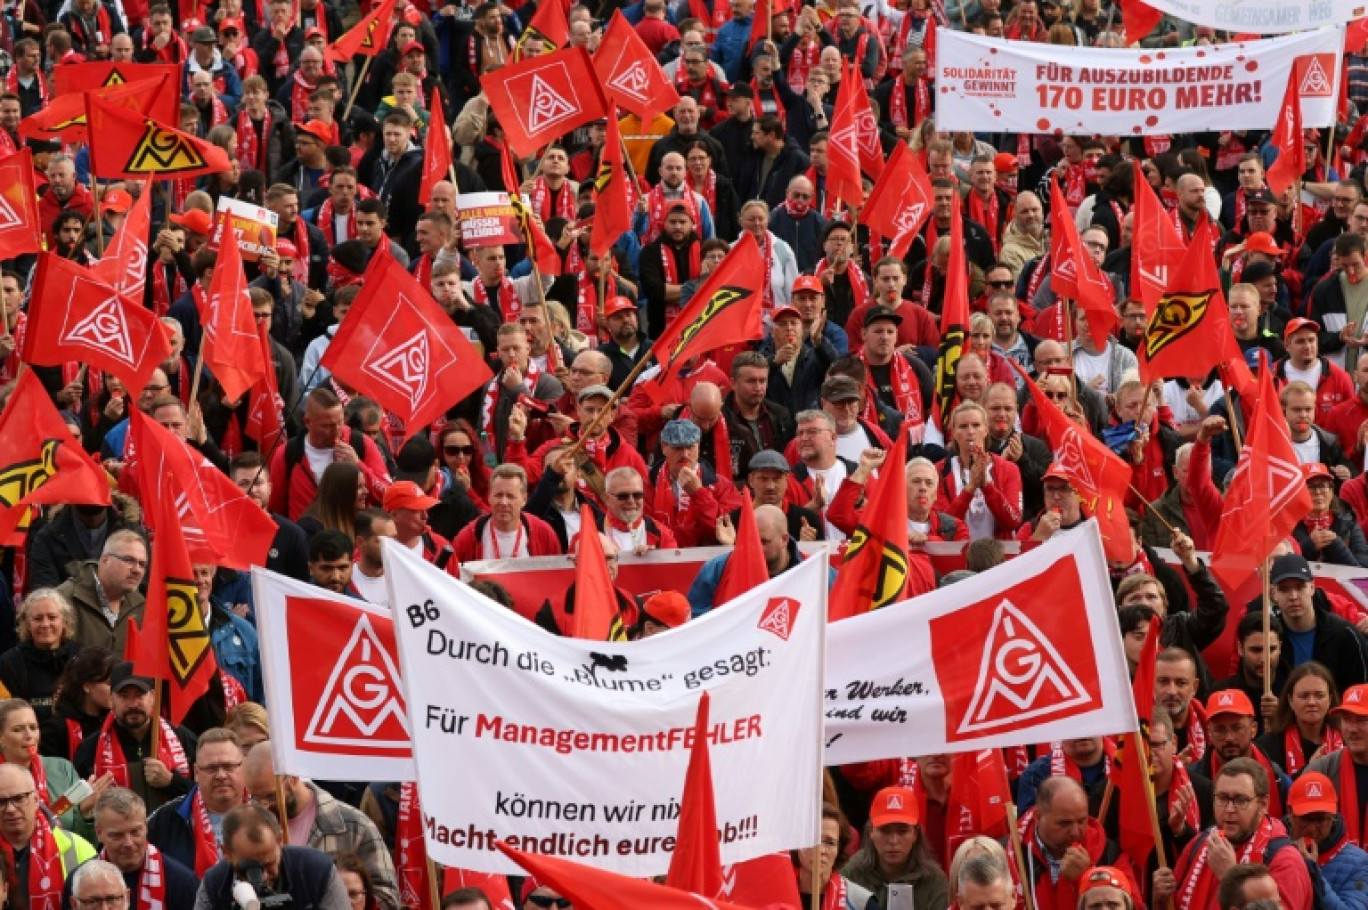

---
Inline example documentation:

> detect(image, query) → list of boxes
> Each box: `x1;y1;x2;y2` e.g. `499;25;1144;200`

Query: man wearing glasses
59;531;148;656
70;860;139;910
0;764;95;907
146;729;248;877
87;788;199;910
598;466;677;554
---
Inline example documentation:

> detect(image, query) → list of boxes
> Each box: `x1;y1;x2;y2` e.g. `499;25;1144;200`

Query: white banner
383;540;827;877
1135;0;1360;35
251;570;415;782
824;522;1136;765
935;30;1341;136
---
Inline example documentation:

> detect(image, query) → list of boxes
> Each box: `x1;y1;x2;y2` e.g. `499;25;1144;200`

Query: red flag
326;0;396;61
1119;0;1162;45
319;253;493;439
94;179;152;300
21;253;172;394
1117;617;1162;873
246;323;285;451
481;47;608;158
1136;217;1241;387
646;232;766;392
666;693;724;895
590;106;633;258
122;616;141;666
515;0;570;60
1348;17;1368;54
418;88;451;207
829;426;911;622
1265;67;1305;200
934;194;968;424
859;143;931;259
947;750;1010;854
1130;160;1186;313
22;75;176;144
0;370;111;542
570;505;627;640
86;93;233;180
441;870;514;910
826;61;866;211
747;0;771;49
51;63;181;135
138;453;219;725
498;843;758;910
718;855;803;908
1013;361;1134;562
1211;360;1313;595
0;149;41;260
500;141;563;275
1049;179;1117;350
125;409;277;570
715;489;768;604
198;231;265;403
594;12;681;121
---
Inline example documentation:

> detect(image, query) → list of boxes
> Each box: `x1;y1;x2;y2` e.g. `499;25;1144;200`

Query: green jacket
41;756;95;842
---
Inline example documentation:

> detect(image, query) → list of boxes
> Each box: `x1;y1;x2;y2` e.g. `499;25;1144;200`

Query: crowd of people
3;0;1368;906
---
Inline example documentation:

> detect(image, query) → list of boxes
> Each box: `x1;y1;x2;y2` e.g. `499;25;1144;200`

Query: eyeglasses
526;898;571;909
611;491;644;501
0;791;33;811
143;383;170;393
1214;794;1258;809
1044;391;1071;401
197;761;244;776
106;553;148;570
74;895;128;909
987;279;1014;288
444;445;476;458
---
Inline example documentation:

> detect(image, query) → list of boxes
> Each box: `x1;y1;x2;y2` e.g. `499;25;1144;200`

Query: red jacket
1020;813;1137;910
825;477;968;541
1274;357;1355;423
505;426;649;492
267;428;391;521
1183;440;1225;549
38;183;93;248
1324;395;1368;463
451;513;563;563
933;453;1023;540
627;360;731;453
844;299;940;353
646;461;742;547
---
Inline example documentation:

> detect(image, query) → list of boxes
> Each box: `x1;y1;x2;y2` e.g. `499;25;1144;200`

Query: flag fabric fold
0;148;41;260
934;194;969;425
859;143;932;259
481;47;608;157
665;692;723;896
500;141;563;276
1117;616;1163;873
94;178;152;300
570;504;627;641
515;0;570;61
326;0;397;61
1130;159;1187;313
829;426;913;622
590;106;633;258
1049;179;1118;349
198;230;265;403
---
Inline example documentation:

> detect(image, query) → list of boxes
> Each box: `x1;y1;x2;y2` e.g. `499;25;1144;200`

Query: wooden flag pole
343;56;373;120
1220;371;1244;453
1004;803;1036;910
276;775;292;843
426;857;442;910
1262;554;1273;697
148;679;162;756
1132;728;1174;910
91;176;105;257
186;350;207;413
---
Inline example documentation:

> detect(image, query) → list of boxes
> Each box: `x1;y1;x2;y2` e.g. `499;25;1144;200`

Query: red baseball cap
1042;463;1074;485
275;238;298;259
296;120;333;144
1305;463;1333;483
1205;688;1255;719
401;40;426;56
641;591;689;629
1335;684;1368;717
383;480;440;512
1284;317;1320;341
169;208;213;236
218;16;243;33
101;188;133;214
1079;867;1133;897
1243;232;1282;257
304;26;325;40
602;296;636;318
791;274;823;296
869;786;919;827
771;305;802;323
1288;772;1338;816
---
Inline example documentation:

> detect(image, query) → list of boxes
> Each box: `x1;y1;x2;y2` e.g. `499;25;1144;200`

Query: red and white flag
1265;65;1305;199
593;11;680;120
0;149;42;260
825;522;1135;762
482;46;608;157
859;142;932;258
94;179;152;300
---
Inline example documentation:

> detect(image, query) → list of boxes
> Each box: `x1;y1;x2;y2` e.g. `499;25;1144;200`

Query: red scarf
651;467;691;528
236;108;272;173
93;712;189;788
395;782;429;909
643;184;701;245
27;748;51;809
200;95;230;131
1063;163;1088;211
788;40;821;92
289;69;316;120
968;189;1002;254
861;352;924;443
1182;700;1209;763
300;1;328;37
27;809;63;910
757;231;775;313
481;359;541;436
889;75;930;130
1284;725;1343;777
575;270;615;339
472;273;522;322
64;719;82;763
229;46;259;80
815;257;871;312
190;787;221;877
283;219;311;284
1339;752;1368;847
1176;816;1276;910
820;872;848;910
1048;740;1113;780
691;169;718;214
4;68;45;106
660;238;702;323
1024;251;1051;306
683;409;732;480
530;176;575;225
1168;763;1202;834
152;261;188;317
69;6;113;51
273;37;290;79
101;843;166;910
676;70;723;113
316;197;357;247
751;79;787;128
920;219;941;308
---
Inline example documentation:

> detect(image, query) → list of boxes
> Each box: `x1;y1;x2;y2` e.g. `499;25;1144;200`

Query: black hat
394;435;437;485
863;305;904;328
1270;554;1313;585
1241;260;1278;284
726;83;754;99
1245;187;1276;206
110;661;154;694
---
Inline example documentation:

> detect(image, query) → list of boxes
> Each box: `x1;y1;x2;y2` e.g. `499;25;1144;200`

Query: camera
233;861;295;910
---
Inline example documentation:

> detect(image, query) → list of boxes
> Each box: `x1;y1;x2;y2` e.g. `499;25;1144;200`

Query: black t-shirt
869;362;895;410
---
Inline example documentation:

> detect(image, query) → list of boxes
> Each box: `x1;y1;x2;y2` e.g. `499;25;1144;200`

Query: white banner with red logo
935;29;1341;136
383;540;826;877
1134;0;1360;34
251;570;415;781
824;522;1135;765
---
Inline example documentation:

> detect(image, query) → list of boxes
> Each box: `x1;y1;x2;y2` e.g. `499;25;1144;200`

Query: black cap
726;83;754;99
1241;260;1278;284
1245;187;1276;206
394;435;437;485
863;305;904;328
25;137;60;153
1270;554;1313;585
110;661;154;693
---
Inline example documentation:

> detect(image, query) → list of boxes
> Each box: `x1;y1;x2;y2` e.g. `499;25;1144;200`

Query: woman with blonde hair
0;589;82;723
226;702;270;749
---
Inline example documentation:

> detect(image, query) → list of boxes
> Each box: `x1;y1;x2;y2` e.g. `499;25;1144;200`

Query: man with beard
358;112;423;246
243;744;400;910
983;382;1049;517
48;210;94;266
39;155;93;248
307;530;354;595
1187;690;1290;818
598;296;651;390
88;788;198;910
722;352;795;482
639;203;703;336
75;663;197;812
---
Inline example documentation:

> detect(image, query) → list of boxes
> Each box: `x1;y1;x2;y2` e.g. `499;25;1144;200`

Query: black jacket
200;846;345;910
39;701;104;762
358;145;425;245
0;641;79;724
146;786;215;873
760;334;838;416
735;142;812;210
25;506;145;592
722;394;796;482
1292;507;1368;567
1253;590;1368;693
1153;559;1230;698
74;722;197;812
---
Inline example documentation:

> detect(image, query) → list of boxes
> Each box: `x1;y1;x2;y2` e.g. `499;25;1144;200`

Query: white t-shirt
1293;434;1322;465
302;440;333;482
484;523;530;558
1073;346;1113;393
836;426;872;464
350;566;388;606
561;508;582;545
810;461;849;543
1284;360;1324;389
1163;379;1225;431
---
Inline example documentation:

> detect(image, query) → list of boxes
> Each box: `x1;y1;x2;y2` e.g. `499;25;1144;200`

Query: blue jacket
1310;818;1368;910
209;599;264;704
687;542;832;617
711;16;753;82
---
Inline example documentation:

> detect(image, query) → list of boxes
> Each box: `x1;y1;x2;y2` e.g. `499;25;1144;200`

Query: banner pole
1220;366;1244;453
91;176;105;258
1004;803;1035;910
276;775;291;843
1262;554;1273;697
426;857;442;910
344;57;373;121
1132;728;1173;910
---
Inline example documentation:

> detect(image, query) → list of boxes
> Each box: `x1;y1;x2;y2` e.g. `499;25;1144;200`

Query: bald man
687;504;822;615
684;382;733;480
1019;776;1131;910
769;174;827;272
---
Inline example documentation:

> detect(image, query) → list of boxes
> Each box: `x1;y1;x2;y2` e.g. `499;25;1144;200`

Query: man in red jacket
646;419;742;546
268;387;391;520
452;465;562;562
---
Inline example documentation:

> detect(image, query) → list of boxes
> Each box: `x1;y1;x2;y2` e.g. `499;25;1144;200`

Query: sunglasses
527;898;571;909
444;445;475;457
612;491;645;501
987;279;1014;288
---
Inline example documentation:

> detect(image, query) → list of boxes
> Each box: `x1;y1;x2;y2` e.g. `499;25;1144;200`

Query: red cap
401;40;426;56
275;238;298;259
1042;463;1074;485
1335;684;1368;717
101;188;133;213
993;151;1019;173
1305;462;1333;483
1079;867;1133;897
180;16;203;33
641;591;690;629
869;786;919;827
1243;231;1282;257
771;305;802;323
791;274;824;296
1205;688;1255;718
602;296;636;318
1288;772;1338;816
304;26;325;40
296;119;333;144
169;208;213;236
1284;316;1321;340
218;16;243;33
382;480;440;512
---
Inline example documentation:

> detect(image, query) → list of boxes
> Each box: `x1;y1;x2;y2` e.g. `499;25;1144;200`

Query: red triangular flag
859;142;931;259
418;88;451;207
326;0;396;61
320;252;494;440
590;104;633;258
482;47;608;158
826;61;865;212
122;616;141;666
1130;160;1186;313
1119;0;1162;45
245;323;285;451
198;229;265;403
52;62;182;133
86;91;232;180
514;0;570;60
947;749;1010;856
0;148;41;260
94;179;152;300
934;194;969;424
1049;178;1117;349
1117;616;1162;872
829;425;912;621
501;141;563;276
666;693;723;896
748;0;771;49
715;490;768;605
594;11;681;121
1265;66;1305;200
22;74;177;144
570;505;626;641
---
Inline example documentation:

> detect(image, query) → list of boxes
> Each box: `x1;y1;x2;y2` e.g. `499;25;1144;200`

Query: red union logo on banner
930;559;1101;741
1296;54;1335;97
286;596;410;755
513;65;580;135
758;597;800;641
